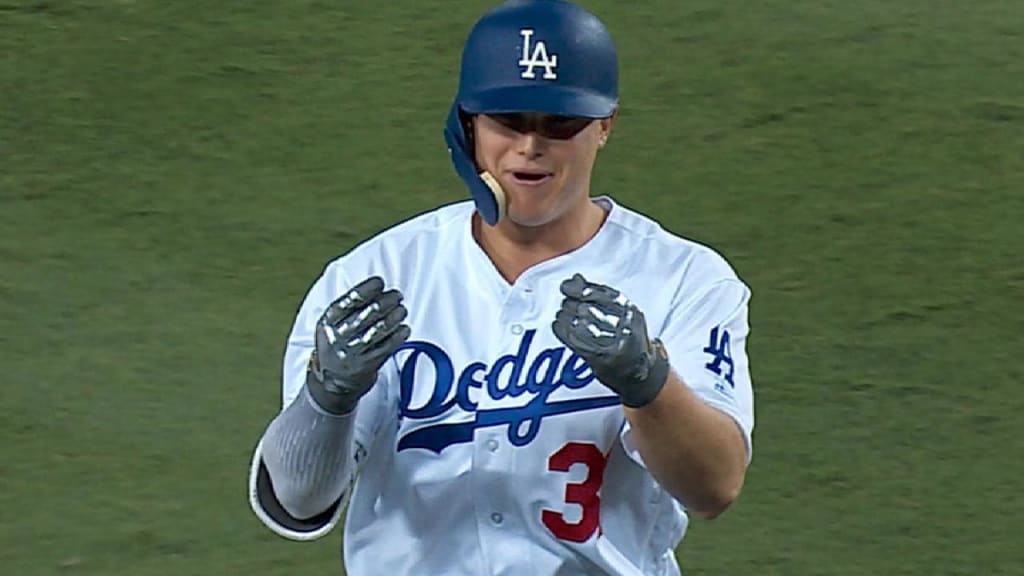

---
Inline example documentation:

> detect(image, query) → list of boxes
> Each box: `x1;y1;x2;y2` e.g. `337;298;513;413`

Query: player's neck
473;199;608;285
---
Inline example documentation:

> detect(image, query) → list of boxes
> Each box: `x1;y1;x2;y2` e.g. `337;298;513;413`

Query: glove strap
305;366;359;416
619;340;671;408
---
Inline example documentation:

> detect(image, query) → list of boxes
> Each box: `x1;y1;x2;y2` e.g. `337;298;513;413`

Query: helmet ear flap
444;104;506;226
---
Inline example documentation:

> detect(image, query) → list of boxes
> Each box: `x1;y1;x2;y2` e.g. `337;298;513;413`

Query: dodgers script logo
519;29;558;80
396;329;619;453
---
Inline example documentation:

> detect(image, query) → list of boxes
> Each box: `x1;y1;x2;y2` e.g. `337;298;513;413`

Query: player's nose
515;131;545;159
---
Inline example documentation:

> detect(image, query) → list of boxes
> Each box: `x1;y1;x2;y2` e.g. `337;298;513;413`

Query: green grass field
2;1;1022;574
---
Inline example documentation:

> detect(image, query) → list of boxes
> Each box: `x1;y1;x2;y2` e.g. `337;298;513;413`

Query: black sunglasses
485;113;596;140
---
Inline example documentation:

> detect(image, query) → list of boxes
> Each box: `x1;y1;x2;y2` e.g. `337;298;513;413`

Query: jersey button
490;512;503;525
511;324;524;335
486;439;499;452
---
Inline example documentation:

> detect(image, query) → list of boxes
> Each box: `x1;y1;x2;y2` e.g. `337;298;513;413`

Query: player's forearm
623;372;747;519
260;384;356;519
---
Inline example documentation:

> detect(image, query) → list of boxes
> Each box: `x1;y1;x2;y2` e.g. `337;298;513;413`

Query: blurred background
2;0;1021;574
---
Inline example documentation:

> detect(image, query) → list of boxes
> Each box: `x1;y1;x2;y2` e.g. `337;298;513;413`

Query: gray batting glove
552;273;670;408
306;276;411;415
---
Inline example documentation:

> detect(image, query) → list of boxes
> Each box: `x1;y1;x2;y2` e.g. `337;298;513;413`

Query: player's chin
505;199;564;227
504;174;567;214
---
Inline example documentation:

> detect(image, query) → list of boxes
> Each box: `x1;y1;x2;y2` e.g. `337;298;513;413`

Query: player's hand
306;276;411;415
551;273;670;408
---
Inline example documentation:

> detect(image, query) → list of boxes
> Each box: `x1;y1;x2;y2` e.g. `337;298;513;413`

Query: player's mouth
507;170;553;187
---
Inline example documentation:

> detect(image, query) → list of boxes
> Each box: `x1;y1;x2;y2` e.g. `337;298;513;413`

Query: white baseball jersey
249;196;754;575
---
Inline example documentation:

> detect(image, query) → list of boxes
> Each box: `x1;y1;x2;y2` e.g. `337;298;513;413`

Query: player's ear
597;108;618;148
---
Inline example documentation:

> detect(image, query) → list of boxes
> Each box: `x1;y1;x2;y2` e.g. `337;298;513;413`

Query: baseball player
247;1;755;574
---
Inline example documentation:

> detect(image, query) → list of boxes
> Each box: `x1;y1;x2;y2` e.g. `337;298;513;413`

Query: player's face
473;112;615;228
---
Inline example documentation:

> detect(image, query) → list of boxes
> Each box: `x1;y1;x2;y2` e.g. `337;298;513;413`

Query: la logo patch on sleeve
703;326;735;389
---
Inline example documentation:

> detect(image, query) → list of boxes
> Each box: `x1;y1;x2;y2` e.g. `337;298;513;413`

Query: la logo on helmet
518;29;558;80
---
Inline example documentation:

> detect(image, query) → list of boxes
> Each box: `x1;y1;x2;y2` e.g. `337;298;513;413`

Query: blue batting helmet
443;0;619;225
